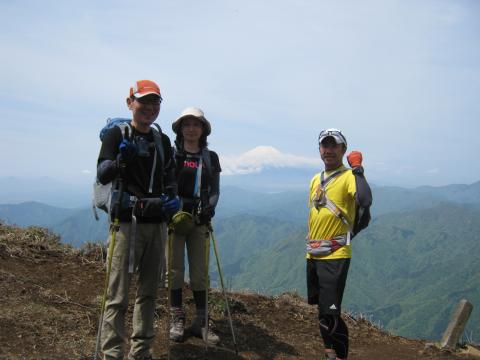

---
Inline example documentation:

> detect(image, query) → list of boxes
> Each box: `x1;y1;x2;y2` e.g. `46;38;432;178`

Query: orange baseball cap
129;80;162;100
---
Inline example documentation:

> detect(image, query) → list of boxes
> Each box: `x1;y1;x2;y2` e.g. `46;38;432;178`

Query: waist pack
135;197;167;219
306;234;349;257
171;211;195;236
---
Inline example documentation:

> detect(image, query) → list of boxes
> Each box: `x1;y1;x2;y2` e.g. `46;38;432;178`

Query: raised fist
347;151;363;169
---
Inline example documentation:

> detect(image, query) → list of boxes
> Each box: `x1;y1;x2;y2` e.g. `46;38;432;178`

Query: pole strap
128;212;137;274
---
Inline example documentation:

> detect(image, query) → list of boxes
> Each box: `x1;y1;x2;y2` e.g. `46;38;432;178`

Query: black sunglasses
135;95;162;105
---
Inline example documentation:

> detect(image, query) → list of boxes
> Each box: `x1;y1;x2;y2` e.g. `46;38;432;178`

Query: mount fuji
220;146;321;191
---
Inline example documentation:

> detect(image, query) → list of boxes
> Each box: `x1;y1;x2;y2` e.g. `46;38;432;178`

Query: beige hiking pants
101;222;166;360
170;224;210;291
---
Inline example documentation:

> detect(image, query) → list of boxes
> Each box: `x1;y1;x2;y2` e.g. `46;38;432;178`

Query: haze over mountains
1;157;479;344
6;144;476;207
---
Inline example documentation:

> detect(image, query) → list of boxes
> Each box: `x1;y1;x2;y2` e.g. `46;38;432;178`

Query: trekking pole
166;225;174;360
209;223;239;355
94;178;124;360
204;225;210;355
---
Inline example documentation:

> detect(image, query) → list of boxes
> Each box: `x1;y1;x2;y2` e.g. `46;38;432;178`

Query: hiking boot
169;307;185;342
127;353;153;360
191;315;220;345
324;350;337;359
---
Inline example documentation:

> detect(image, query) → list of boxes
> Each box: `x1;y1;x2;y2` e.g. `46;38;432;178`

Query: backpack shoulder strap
151;123;165;166
172;143;178;161
313;169;346;204
116;121;132;140
320;168;345;189
201;147;212;178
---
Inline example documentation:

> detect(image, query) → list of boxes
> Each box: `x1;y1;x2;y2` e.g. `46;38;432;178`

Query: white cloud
81;170;92;174
426;168;439;174
220;146;321;175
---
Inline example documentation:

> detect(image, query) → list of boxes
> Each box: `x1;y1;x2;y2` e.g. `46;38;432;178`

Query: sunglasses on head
318;129;346;145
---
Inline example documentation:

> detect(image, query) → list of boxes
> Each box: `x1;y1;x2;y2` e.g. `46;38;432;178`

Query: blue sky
1;0;479;187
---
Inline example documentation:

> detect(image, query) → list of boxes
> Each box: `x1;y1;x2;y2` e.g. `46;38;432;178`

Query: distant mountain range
0;176;91;208
1;180;480;342
0;201;77;227
2;166;480;207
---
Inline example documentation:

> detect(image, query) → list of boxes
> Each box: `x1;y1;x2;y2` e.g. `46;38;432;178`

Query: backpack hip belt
109;189;139;215
306;233;350;257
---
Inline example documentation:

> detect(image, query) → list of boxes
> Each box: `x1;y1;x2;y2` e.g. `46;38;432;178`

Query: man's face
319;137;346;170
127;94;161;127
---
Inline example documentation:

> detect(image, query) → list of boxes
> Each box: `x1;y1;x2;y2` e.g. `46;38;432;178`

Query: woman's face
181;117;204;143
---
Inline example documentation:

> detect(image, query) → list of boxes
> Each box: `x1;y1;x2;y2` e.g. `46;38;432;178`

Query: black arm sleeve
96;127;122;184
209;171;220;208
354;167;373;207
97;159;119;185
208;150;221;208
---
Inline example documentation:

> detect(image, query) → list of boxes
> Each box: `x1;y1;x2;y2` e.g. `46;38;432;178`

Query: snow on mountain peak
221;146;321;175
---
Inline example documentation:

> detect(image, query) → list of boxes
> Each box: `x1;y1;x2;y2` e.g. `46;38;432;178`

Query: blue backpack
99;117;132;141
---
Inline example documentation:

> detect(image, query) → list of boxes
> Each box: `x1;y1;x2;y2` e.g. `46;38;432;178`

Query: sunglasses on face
135;96;162;105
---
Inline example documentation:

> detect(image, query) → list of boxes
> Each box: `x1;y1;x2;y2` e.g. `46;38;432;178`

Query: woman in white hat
168;107;221;344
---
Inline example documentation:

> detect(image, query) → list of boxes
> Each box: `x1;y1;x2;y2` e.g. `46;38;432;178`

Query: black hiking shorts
306;258;351;315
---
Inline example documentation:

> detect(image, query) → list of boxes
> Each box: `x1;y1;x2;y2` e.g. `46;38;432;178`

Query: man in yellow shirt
306;128;372;360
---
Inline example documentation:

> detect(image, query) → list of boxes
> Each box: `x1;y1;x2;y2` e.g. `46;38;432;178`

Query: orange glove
347;151;363;168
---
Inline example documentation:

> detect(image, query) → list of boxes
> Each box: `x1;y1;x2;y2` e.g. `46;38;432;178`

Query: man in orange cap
306;128;372;360
96;80;179;360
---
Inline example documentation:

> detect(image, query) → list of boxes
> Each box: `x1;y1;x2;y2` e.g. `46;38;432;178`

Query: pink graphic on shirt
184;160;199;169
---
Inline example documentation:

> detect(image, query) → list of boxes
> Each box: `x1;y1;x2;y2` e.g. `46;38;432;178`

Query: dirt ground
0;224;478;360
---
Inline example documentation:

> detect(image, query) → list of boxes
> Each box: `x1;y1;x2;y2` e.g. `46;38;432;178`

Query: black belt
181;198;199;214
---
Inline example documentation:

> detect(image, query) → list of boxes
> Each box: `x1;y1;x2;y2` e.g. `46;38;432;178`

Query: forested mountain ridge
222;203;480;341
